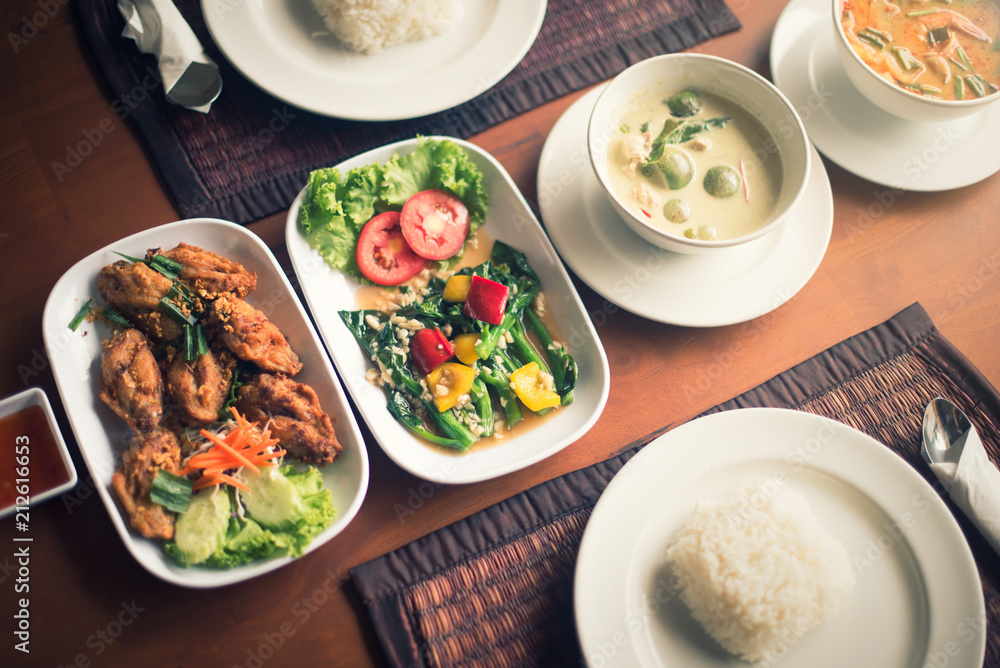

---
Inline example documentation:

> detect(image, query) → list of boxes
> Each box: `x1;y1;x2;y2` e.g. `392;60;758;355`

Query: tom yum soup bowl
833;0;1000;122
588;54;810;255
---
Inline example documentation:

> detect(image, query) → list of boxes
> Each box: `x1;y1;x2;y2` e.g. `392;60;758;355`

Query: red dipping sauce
0;403;74;511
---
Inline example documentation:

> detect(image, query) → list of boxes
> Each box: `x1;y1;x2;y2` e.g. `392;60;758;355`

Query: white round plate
285;137;610;484
201;0;546;121
42;219;369;588
575;407;985;668
770;0;1000;191
538;86;832;327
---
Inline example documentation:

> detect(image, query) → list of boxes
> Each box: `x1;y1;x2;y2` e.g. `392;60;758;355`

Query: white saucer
201;0;545;121
537;86;833;328
770;0;1000;191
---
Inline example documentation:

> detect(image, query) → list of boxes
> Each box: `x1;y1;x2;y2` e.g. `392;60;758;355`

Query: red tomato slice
356;211;429;285
399;189;470;261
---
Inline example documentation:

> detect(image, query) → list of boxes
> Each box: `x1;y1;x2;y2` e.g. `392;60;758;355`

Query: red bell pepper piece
463;275;509;326
410;327;454;376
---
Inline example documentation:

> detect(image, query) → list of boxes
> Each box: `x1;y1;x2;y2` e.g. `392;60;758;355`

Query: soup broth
840;0;1000;100
606;89;783;242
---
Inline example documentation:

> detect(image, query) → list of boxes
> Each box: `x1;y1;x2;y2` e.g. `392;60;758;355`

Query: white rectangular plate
42;219;369;588
285;137;610;484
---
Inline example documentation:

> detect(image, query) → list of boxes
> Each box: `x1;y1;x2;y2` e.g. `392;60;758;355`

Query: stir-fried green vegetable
340;242;577;451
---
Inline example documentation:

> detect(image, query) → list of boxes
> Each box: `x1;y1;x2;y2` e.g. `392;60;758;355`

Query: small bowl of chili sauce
0;388;77;518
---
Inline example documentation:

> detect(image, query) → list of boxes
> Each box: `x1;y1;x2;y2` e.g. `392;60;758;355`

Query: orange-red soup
841;0;1000;100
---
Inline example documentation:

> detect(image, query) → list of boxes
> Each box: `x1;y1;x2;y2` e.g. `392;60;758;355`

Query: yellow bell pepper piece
510;362;561;412
453;333;482;364
443;275;471;302
426;362;476;412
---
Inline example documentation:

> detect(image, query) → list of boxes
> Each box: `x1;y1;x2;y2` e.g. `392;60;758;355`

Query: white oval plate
538;85;833;327
42;219;369;588
201;0;546;121
770;0;1000;191
285;137;610;484
575;407;985;668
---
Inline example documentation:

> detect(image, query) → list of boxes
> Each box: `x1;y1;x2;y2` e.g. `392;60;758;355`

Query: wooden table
2;1;999;666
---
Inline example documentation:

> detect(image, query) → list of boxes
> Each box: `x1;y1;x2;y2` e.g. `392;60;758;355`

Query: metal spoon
921;397;1000;556
921;397;973;467
166;61;222;111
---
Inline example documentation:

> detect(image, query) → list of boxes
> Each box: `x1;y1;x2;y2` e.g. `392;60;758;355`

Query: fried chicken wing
236;373;341;465
210;296;303;376
163;348;232;425
156;242;257;300
98;260;183;342
100;328;164;431
112;428;181;540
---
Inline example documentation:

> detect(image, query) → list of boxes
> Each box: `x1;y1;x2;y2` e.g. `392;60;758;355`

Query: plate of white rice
201;0;546;121
574;407;985;667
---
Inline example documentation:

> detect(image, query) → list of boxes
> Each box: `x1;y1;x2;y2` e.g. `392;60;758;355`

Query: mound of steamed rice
666;478;855;662
310;0;459;54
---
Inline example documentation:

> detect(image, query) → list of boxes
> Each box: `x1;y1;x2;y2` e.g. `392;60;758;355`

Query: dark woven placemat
350;303;1000;668
74;0;740;225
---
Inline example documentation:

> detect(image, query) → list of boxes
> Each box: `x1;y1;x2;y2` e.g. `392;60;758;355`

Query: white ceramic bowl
832;0;1000;122
0;388;78;518
588;54;811;255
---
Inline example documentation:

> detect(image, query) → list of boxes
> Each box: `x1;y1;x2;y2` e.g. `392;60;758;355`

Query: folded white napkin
118;0;221;113
929;426;1000;557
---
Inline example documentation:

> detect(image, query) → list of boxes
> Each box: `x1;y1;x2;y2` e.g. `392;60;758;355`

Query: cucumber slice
240;468;303;528
174;489;230;565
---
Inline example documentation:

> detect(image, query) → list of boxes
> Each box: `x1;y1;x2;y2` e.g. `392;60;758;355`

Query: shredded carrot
178;408;285;490
202;430;260;475
192;472;249;492
739;159;750;203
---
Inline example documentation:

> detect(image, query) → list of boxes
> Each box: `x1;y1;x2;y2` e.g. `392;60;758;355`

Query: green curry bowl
588;54;811;255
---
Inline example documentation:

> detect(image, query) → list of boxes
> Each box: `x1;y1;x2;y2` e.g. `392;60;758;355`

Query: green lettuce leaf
381;141;436;207
163;466;337;569
299;137;489;282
